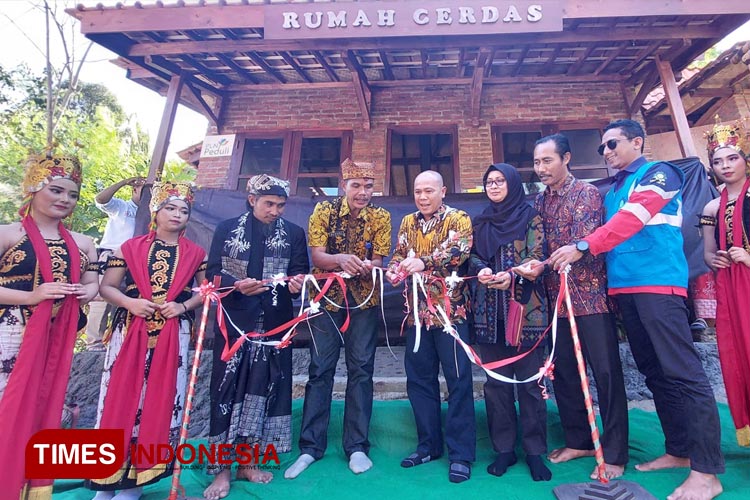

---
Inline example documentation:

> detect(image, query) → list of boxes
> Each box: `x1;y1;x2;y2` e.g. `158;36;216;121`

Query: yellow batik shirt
389;204;473;328
308;197;392;311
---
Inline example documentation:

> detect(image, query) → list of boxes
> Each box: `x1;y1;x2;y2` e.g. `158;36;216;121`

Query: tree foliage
0;63;152;238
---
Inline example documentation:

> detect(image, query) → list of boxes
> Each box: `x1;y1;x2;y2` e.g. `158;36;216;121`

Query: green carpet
52;400;749;499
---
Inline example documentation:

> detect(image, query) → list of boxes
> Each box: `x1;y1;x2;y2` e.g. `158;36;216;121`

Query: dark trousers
616;293;725;474
405;323;476;463
552;313;629;465
298;305;378;459
480;343;547;456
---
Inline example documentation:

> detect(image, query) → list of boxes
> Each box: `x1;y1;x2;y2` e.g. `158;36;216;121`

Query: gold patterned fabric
22;154;82;194
705;117;750;158
340;158;375;180
106;241;200;342
308;197;392;311
149;181;196;213
389;205;473;327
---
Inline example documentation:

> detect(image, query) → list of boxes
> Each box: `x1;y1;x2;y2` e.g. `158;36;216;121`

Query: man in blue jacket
549;119;723;500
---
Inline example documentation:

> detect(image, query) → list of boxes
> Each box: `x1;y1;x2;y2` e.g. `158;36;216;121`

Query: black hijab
472;163;538;262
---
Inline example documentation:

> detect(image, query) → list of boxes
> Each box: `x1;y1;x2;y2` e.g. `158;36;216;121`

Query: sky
0;0;749;161
0;0;208;160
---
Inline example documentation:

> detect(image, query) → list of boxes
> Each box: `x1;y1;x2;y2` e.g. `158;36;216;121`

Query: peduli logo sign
25;429;280;479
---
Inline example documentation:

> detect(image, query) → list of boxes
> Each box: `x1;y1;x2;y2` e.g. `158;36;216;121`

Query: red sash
0;217;81;498
97;233;205;483
715;178;750;443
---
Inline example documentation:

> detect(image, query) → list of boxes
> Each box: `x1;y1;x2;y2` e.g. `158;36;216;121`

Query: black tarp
184;158;717;346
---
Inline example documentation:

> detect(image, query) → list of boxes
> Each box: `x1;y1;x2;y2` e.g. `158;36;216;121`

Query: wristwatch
575;240;590;253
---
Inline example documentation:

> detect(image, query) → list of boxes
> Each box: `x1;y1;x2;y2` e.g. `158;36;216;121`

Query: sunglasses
597;138;628;156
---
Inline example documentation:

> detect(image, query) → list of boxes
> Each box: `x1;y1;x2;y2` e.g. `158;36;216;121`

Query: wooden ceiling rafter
694;96;732;126
184;80;219;126
483;48;496;78
456;48;466;78
378;50;394;80
242;51;286;83
512;46;531;76
278;52;313;83
312;50;339;82
566;43;596;76
594;41;629;75
342;50;372;130
729;70;750;87
470;48;491;126
189;28;261;85
540;45;563;76
619;40;662;75
630;68;660;116
420;50;429;78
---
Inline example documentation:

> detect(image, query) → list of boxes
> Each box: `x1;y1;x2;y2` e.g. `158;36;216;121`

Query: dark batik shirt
534;174;610;318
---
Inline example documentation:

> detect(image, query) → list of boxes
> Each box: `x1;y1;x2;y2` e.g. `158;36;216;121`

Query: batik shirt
308;197;391;311
389;205;472;327
534;174;610;317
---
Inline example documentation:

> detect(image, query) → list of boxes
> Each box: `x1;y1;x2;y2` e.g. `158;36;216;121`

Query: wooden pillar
147;73;185;182
136;73;185;235
655;55;697;158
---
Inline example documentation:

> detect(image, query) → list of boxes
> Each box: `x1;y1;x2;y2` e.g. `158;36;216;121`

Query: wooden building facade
69;0;750;198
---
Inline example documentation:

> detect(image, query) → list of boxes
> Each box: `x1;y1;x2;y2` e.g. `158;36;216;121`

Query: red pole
169;276;220;500
562;271;608;483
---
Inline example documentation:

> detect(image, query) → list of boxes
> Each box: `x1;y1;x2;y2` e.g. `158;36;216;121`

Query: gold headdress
150;181;196;213
22;154;82;195
246;174;290;197
340;158;375;180
705;116;750;158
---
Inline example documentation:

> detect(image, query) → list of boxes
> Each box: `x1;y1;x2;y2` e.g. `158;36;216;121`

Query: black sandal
400;452;438;468
449;461;471;483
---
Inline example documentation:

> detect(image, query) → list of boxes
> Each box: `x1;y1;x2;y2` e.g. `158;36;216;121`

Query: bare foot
635;454;690;472
590;463;625;480
548;447;595;464
204;470;231;500
667;471;722;500
237;465;273;484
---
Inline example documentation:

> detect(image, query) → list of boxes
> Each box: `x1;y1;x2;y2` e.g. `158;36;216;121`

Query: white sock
284;453;315;479
92;492;115;500
349;451;373;474
111;487;142;500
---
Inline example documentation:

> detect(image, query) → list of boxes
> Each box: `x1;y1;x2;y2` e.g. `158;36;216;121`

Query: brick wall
196;82;629;191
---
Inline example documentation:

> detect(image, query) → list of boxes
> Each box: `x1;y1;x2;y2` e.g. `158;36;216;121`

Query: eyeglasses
485;179;506;188
597;138;628;156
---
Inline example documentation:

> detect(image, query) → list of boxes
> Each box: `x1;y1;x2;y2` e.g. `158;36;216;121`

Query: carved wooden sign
264;0;563;39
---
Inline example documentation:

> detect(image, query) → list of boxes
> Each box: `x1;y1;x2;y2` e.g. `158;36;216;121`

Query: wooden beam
630;68;659;116
620;81;633;115
184;81;219;126
619;41;661;75
378;50;394;80
456;48;466;78
148;72;184;183
279;52;312;83
729;69;750;87
243;52;286;83
566;44;596;76
512;46;530;77
342;50;371;130
687;88;734;98
483;48;496;77
541;46;563;76
70;4;264;34
312;51;339;82
694;96;731;126
655;55;697;157
216;54;260;84
594;42;628;76
127;25;730;58
563;0;750;18
470;50;491;126
420;50;429;78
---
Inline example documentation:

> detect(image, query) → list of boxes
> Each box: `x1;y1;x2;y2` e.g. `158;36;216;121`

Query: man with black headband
204;174;309;499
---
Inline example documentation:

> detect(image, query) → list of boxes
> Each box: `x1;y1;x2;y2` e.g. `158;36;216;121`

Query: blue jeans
298;304;379;459
405;322;476;463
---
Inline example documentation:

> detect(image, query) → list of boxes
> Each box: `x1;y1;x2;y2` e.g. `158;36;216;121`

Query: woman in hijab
470;163;550;481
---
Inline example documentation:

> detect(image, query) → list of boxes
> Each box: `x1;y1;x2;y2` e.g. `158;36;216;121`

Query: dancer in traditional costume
701;118;750;447
203;174;308;500
0;154;98;499
469;163;550;481
88;182;206;500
